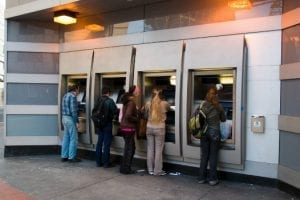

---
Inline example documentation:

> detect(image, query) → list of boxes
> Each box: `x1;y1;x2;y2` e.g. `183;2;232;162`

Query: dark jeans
199;128;220;181
120;131;135;173
96;122;113;166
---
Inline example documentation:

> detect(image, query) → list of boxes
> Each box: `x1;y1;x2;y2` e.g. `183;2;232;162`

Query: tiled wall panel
7;52;59;74
6;115;58;136
6;83;58;105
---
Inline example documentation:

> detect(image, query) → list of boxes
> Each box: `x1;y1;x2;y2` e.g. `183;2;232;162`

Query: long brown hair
205;86;219;108
149;88;164;124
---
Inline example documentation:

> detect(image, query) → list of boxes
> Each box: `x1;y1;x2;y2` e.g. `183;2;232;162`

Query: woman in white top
144;88;170;176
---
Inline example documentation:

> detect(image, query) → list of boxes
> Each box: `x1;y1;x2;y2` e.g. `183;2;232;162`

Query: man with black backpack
93;87;118;168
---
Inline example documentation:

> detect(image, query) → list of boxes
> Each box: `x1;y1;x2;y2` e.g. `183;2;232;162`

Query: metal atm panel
182;34;246;167
134;41;183;158
58;50;93;147
91;46;134;151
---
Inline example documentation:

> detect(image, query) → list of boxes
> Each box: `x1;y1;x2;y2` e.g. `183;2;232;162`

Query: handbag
137;106;148;139
137;118;147;139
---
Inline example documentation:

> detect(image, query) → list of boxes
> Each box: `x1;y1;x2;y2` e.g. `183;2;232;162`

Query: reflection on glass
102;77;126;103
143;75;176;143
190;72;235;150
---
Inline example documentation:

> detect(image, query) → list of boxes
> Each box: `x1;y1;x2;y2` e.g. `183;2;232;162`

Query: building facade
4;0;300;190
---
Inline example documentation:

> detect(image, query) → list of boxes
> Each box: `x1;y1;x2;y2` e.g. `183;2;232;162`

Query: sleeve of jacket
70;95;79;123
218;104;226;122
109;99;118;120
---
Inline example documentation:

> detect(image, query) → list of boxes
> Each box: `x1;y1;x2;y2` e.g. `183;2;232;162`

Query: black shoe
103;163;115;168
61;158;68;162
120;169;135;174
69;157;82;163
96;163;103;167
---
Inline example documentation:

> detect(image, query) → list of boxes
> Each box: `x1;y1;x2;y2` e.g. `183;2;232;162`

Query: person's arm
218;104;226;122
109;99;118;120
70;95;79;123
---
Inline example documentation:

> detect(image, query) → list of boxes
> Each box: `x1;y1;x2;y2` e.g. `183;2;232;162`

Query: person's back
198;86;225;186
61;84;81;163
145;88;170;176
202;101;225;131
95;87;118;168
120;92;138;130
119;85;140;174
145;100;169;128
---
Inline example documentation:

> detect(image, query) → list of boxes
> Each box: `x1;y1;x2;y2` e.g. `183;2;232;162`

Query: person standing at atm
95;87;118;168
144;88;170;176
61;84;81;163
198;86;226;186
119;85;140;174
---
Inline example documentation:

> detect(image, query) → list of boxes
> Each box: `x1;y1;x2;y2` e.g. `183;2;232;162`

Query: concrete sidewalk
0;155;297;200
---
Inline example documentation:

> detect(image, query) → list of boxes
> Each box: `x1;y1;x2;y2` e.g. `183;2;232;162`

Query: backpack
188;102;208;139
92;97;109;129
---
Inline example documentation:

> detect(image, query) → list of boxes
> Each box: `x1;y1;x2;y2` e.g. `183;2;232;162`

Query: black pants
120;132;135;174
199;128;220;181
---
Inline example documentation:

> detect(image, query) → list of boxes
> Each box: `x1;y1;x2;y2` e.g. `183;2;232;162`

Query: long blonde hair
149;88;163;124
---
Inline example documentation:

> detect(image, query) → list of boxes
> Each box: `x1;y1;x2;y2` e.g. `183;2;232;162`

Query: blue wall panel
7;115;58;136
7;83;58;105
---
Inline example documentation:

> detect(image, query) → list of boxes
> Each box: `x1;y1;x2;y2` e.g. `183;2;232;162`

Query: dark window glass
282;25;300;64
7;21;59;43
7;52;59;74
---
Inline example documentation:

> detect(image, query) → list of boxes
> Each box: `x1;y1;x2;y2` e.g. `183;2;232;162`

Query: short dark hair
68;84;79;92
102;87;111;95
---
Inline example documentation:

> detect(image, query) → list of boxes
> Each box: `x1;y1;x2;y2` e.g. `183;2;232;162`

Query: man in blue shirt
61;84;81;162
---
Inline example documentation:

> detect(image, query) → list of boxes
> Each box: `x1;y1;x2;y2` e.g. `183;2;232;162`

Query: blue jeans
96;122;113;166
61;116;78;159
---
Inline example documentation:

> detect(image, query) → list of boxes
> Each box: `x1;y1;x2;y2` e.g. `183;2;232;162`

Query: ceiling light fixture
228;0;252;9
54;10;77;25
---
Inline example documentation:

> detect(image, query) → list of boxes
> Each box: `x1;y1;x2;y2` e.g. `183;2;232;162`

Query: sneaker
148;171;154;175
155;171;167;176
61;158;68;162
208;180;219;186
68;157;82;163
198;179;206;184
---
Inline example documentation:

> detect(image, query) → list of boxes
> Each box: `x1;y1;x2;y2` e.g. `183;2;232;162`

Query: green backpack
188;102;208;139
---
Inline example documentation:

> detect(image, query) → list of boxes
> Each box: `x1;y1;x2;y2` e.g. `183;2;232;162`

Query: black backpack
92;97;109;129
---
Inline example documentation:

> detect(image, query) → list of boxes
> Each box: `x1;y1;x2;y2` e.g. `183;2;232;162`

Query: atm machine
58;50;93;148
91;46;134;152
134;41;184;160
182;34;247;168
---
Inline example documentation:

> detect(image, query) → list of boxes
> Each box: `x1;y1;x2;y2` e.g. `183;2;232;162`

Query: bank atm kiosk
59;50;93;147
134;41;183;159
182;34;247;168
91;46;134;152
